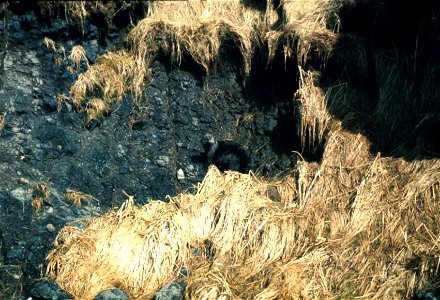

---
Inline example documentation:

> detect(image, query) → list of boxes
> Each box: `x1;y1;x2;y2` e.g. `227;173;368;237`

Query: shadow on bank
322;0;440;161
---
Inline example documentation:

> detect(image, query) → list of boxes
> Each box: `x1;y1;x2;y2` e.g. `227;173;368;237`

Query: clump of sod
128;0;264;75
69;52;151;120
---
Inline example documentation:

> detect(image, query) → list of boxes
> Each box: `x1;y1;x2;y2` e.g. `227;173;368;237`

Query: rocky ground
0;3;300;299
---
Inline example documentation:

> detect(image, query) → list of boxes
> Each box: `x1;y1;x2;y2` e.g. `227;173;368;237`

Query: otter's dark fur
202;134;252;173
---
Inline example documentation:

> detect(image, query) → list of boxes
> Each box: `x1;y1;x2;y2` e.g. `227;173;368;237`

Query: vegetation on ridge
43;0;440;299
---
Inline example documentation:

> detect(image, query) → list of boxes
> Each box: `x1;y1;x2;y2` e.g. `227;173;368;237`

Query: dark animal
202;133;252;173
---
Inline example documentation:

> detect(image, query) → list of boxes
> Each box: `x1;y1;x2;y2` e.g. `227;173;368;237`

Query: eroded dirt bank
0;2;298;299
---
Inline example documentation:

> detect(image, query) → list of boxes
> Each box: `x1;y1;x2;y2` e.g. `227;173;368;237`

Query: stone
176;168;185;181
11;188;29;202
117;144;127;155
157;155;170;167
3;53;14;69
119;165;129;174
28;52;40;64
95;289;129;300
191;117;199;126
46;224;55;232
18;177;29;184
414;291;440;300
30;281;73;300
6;246;27;261
154;282;184;300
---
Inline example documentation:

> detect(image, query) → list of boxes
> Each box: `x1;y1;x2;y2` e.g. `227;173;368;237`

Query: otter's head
202;133;216;153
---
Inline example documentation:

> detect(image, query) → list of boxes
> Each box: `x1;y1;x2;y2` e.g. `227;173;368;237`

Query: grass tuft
0;112;6;134
267;0;342;66
47;150;440;299
65;189;99;206
295;66;332;153
68;45;89;70
69;51;151;120
128;0;264;75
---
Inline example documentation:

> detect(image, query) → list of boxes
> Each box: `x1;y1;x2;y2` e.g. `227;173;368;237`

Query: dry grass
0;112;6;134
69;51;151;119
267;0;342;65
31;198;44;213
43;37;65;65
45;0;440;298
32;183;50;213
38;2;89;39
295;66;332;153
33;183;50;200
47;142;440;299
65;189;99;206
68;45;89;70
62;0;345;120
56;94;69;112
44;38;89;71
128;0;264;75
44;37;57;52
38;1;125;27
85;98;108;121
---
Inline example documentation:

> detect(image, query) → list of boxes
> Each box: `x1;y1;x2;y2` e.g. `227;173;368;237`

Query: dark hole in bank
248;41;326;162
321;0;440;160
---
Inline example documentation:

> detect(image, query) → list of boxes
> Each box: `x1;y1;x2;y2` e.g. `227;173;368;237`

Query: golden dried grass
69;51;151;118
267;0;342;65
45;0;440;298
85;98;108;121
65;189;99;207
69;45;89;70
295;66;332;153
0;112;6;133
32;183;50;213
43;37;67;66
47;140;440;299
62;0;347;122
286;127;439;299
128;0;264;75
31;198;44;213
47;167;298;299
38;1;123;26
44;37;57;52
33;183;50;200
38;1;89;35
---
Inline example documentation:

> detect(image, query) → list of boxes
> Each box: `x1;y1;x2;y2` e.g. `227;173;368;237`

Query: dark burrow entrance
155;38;326;180
248;43;326;164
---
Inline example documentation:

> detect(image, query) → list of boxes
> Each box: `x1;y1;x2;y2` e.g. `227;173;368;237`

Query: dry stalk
0;112;6;133
295;66;331;152
65;189;99;206
33;183;50;200
46;150;440;299
68;45;89;69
